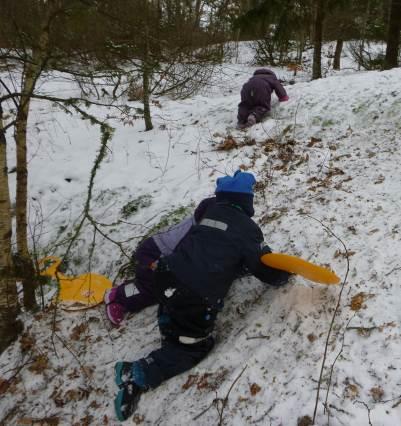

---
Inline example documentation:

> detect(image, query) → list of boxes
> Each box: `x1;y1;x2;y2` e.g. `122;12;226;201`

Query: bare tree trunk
312;0;325;79
14;63;37;310
165;0;175;26
234;28;241;63
384;0;401;69
297;31;305;64
14;27;49;311
142;65;153;131
193;0;203;29
0;104;22;354
333;39;343;70
142;16;153;132
358;0;371;71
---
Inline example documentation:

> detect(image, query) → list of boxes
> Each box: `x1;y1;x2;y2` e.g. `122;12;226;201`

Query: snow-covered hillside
1;42;401;425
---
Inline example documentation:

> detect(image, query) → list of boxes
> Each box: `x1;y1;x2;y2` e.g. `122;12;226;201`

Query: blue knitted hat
215;170;256;195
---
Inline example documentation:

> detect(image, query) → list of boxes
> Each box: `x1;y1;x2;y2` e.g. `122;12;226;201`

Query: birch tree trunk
193;0;203;29
0;104;22;354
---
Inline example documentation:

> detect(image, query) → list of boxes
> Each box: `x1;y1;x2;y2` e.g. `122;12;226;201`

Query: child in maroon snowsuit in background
104;198;216;326
237;68;289;129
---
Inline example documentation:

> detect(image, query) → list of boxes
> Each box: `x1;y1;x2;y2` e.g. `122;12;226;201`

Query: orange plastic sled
39;256;112;310
261;253;340;285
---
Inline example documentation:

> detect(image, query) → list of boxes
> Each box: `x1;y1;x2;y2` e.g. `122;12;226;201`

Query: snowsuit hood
253;68;277;78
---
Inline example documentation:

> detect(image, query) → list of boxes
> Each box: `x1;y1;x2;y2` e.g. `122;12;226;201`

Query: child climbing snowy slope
113;170;290;421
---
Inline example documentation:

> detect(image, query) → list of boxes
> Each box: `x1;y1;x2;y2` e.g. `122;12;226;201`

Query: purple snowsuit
237;69;288;124
114;198;215;313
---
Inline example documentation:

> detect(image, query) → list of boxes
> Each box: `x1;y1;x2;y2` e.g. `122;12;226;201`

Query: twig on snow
218;365;247;426
193;365;247;425
193;392;220;421
324;314;356;412
251;404;274;424
301;215;350;424
354;400;373;426
53;332;92;384
385;266;401;276
1;353;34;381
392;399;401;408
246;334;270;340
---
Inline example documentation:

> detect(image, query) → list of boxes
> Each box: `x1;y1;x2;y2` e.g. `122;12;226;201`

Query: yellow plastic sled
39;256;112;311
261;253;340;285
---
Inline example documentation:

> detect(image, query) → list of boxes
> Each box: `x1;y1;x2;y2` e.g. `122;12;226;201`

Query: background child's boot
106;302;126;326
104;286;118;304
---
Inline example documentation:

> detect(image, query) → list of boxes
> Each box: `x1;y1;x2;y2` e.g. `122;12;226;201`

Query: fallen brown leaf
350;292;374;311
344;383;359;400
216;136;238;151
28;355;49;374
250;383;261;396
307;333;317;343
370;386;384;402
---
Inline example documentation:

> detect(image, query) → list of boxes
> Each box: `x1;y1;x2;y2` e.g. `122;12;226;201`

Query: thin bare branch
301;215;350;424
218;365;248;426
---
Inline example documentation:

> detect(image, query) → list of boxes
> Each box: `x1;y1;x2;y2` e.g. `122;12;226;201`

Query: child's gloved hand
279;95;289;102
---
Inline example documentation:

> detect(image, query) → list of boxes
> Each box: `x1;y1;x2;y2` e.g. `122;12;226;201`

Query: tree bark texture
0;105;22;354
384;0;401;69
142;19;153;132
14;61;38;311
312;0;325;79
193;0;202;29
143;65;153;131
333;39;343;69
14;25;49;311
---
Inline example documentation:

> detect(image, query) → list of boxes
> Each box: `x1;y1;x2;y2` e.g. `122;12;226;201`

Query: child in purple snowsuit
112;171;290;421
104;198;215;326
237;69;289;129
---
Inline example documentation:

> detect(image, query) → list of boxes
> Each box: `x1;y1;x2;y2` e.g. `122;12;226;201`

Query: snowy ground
1;42;401;425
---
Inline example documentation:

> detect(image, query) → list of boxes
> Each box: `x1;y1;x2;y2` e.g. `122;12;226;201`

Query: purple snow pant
115;237;161;313
237;79;272;124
